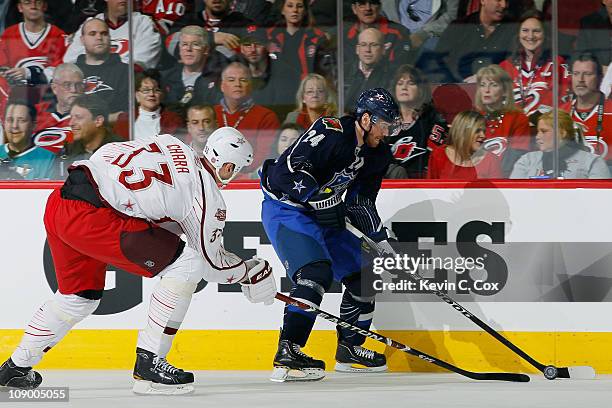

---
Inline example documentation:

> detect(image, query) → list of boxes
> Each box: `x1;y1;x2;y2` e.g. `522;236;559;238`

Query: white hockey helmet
203;127;254;185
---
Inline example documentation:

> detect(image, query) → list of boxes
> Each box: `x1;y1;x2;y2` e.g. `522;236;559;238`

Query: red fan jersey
481;110;532;156
34;101;72;132
0;23;67;70
500;56;571;116
138;0;188;35
561;98;612;161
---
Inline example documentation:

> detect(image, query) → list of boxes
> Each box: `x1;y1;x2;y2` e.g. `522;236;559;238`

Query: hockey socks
136;276;195;358
11;293;100;368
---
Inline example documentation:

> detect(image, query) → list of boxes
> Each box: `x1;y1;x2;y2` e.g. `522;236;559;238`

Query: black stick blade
469;372;531;382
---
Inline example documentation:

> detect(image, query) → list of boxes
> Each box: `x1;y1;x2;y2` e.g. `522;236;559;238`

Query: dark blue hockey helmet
354;88;401;125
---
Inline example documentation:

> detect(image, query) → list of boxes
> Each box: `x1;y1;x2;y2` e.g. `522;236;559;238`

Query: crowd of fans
0;0;610;180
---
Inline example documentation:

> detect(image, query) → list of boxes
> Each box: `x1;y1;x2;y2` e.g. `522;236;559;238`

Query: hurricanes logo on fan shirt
16;56;48;69
111;39;129;58
32;127;73;154
483;137;508;156
84;76;113;94
584;136;609;159
391;136;427;162
321;117;342;132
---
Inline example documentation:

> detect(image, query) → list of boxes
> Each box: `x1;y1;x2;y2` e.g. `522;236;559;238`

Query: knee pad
289;261;334;307
160;246;205;288
51;292;100;323
342;273;375;303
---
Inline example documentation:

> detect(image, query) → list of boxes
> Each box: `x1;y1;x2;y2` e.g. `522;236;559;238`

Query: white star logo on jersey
292;180;306;194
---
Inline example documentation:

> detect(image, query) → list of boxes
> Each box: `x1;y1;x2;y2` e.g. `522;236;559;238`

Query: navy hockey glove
309;189;346;229
370;227;397;255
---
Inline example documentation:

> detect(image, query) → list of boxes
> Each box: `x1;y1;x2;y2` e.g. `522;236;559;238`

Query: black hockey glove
308;189;345;229
370;227;397;255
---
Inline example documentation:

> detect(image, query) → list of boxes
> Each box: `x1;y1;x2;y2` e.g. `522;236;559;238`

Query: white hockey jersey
63;12;161;69
72;134;247;282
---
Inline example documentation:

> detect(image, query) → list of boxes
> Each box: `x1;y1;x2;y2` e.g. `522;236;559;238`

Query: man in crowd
561;52;612;168
344;28;393;109
35;63;84;131
52;93;123;179
344;0;412;69
64;0;161;69
425;0;515;83
185;104;218;155
0;100;55;179
161;25;226;110
75;18;129;122
0;0;67;86
214;61;280;177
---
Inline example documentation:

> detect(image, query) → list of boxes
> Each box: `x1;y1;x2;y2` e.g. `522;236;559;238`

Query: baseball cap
354;0;381;5
240;25;268;45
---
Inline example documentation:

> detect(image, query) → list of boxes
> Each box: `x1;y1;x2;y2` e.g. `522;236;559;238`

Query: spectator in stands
271;123;303;159
139;0;189;36
185;104;217;155
0;99;55;179
267;0;331;97
0;0;67;86
237;24;295;119
474;64;530;174
215;61;280;178
427;110;502;179
561;52;612;167
75;18;129;122
35;63;84;132
170;0;253;59
381;0;459;53
199;0;272;27
161;25;226;112
284;73;337;129
344;28;392;110
64;0;161;69
576;1;612;74
114;69;184;141
162;26;227;110
426;0;516;83
52;93;122;179
386;64;447;178
511;110;610;179
344;0;412;68
500;9;571;117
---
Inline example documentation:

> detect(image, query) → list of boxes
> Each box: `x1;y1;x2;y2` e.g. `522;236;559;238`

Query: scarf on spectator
541;140;589;175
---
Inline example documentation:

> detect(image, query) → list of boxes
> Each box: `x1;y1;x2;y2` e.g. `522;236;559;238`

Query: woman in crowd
499;9;571;117
385;65;447;179
474;64;531;175
114;69;183;141
284;73;337;129
427;111;502;179
271;123;304;159
511;110;610;179
267;0;330;96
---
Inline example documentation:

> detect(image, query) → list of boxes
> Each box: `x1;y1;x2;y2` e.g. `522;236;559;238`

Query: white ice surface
13;370;612;408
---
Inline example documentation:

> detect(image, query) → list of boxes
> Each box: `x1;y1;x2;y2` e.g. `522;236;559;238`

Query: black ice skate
335;341;387;373
270;339;325;382
0;358;42;390
132;347;194;395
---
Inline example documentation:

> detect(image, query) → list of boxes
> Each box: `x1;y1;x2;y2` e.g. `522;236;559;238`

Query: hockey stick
346;222;596;380
275;293;529;382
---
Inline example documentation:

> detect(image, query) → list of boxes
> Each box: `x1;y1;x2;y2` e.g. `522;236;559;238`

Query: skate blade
270;367;325;382
334;362;388;373
132;380;195;395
